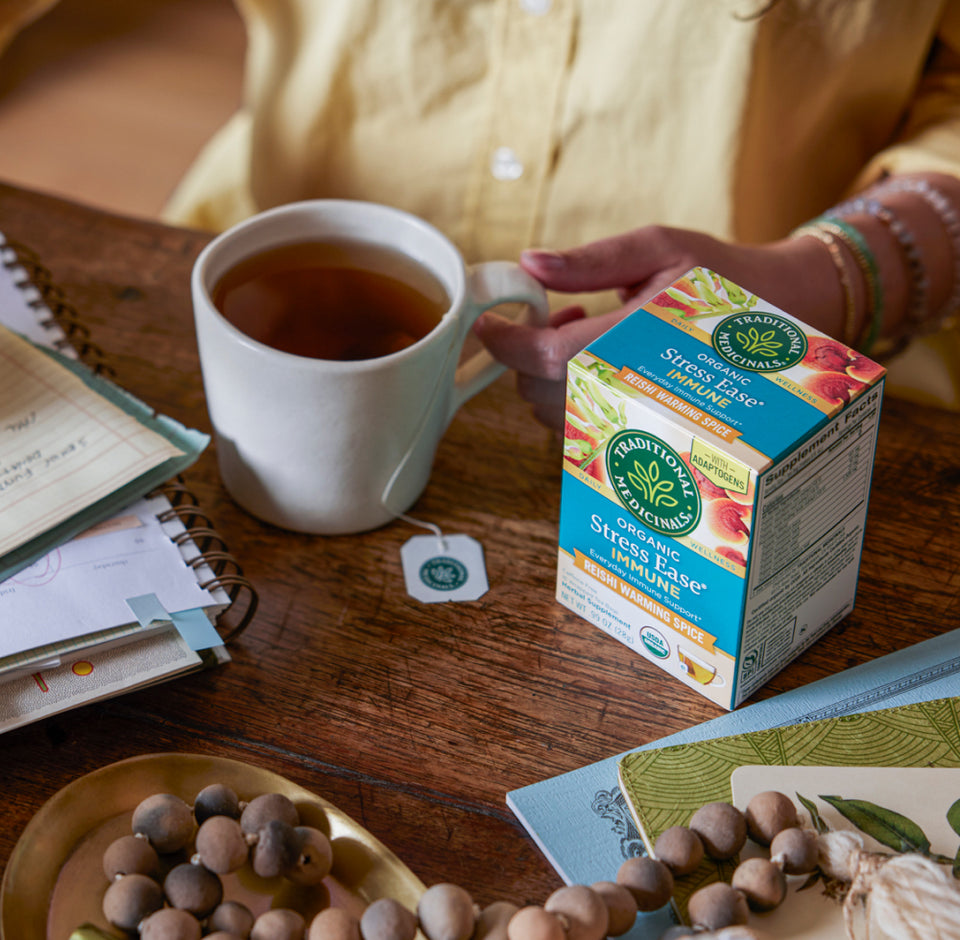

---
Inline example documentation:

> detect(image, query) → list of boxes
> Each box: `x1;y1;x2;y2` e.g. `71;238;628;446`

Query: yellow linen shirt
162;0;960;408
4;0;960;406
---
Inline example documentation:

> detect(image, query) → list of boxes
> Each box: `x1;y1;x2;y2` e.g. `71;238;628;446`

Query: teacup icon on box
678;646;724;687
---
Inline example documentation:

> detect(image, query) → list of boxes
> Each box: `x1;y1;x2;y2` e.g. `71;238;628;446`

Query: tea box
556;267;885;708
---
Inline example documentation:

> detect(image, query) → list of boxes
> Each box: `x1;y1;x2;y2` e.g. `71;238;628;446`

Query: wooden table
1;182;958;931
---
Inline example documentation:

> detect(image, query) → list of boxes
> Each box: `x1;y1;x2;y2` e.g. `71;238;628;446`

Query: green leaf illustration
946;797;960;838
735;326;782;358
953;845;960;879
563;438;594;461
661;279;757;320
586;361;641;396
717;273;756;308
692;268;723;307
626;460;678;507
665;286;708;312
820;795;931;854
796;792;829;834
569;379;619;430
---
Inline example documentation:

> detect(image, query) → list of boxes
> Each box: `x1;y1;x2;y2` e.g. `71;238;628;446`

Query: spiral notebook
0;233;258;732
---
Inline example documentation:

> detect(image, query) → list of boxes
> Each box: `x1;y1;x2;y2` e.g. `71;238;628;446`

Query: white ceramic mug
191;199;549;534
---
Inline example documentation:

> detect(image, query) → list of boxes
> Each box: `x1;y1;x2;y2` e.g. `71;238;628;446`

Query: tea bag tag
400;526;489;603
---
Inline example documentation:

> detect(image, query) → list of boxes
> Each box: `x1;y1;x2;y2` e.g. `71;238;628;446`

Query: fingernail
521;248;566;270
472;311;497;332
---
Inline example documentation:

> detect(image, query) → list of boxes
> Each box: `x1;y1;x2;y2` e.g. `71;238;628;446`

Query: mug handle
448;261;551;421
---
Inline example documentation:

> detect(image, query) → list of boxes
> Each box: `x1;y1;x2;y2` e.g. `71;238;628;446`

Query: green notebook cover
617;695;960;920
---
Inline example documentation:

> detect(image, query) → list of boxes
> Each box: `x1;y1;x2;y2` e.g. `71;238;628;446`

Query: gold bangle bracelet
790;224;858;346
810;218;883;351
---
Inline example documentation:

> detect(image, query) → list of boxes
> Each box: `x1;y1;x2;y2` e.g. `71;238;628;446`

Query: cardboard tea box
557;267;885;709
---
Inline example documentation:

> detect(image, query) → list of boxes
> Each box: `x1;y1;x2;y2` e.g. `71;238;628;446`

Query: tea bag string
393;512;446;552
379;326;462;554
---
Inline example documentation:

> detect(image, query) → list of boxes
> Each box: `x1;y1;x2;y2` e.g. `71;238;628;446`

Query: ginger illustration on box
557;268;885;709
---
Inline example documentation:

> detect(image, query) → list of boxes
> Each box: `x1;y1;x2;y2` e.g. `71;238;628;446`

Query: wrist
730;236;858;342
867;173;960;322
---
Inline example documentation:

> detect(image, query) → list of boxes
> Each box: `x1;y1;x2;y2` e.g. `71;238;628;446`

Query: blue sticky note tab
170;608;224;651
126;593;170;627
126;595;222;651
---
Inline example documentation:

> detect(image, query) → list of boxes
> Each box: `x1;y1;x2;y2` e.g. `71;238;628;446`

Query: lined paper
0;324;184;556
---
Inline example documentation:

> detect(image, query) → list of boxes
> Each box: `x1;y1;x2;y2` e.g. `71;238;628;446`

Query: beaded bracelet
789;224;859;347
869;175;960;326
826;197;929;341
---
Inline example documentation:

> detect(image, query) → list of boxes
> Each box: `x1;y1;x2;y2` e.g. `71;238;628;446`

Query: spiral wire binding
156;504;216;530
152;480;259;636
152;485;258;641
3;237;258;643
171;525;228;554
2;237;116;373
186;551;243;576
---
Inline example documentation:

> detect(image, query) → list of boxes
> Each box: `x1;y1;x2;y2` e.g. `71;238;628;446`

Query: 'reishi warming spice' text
557;267;885;709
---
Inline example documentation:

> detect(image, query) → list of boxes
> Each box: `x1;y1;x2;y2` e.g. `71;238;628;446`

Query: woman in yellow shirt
166;0;960;420
4;0;959;418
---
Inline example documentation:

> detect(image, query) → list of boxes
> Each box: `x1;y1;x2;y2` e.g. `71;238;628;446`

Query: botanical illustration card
730;765;960;939
616;696;960;924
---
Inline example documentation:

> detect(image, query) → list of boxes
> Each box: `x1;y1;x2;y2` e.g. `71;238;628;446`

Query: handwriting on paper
0;324;184;556
4;410;36;433
0;450;40;491
2;440;94;494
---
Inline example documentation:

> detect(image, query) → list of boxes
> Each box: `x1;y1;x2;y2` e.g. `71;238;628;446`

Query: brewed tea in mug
212;239;451;361
192;198;548;534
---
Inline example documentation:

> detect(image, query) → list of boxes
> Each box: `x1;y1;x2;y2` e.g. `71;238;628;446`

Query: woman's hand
471;302;613;429
474;225;837;429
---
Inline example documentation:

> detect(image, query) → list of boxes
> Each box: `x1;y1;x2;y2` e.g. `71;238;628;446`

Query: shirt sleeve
853;2;960;186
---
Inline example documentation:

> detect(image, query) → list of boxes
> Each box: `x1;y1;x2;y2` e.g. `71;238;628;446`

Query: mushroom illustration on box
557;268;885;709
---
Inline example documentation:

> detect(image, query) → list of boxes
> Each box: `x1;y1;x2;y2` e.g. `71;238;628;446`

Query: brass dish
2;753;426;940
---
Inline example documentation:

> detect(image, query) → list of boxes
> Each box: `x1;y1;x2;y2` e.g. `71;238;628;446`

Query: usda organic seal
640;626;670;659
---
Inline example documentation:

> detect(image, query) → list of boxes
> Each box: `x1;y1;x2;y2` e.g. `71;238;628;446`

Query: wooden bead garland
88;784;960;940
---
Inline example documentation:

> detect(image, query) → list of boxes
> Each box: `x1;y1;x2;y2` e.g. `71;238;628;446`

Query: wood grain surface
0;182;957;920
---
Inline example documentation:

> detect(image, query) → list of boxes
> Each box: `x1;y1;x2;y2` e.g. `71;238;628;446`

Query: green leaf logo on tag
605;430;701;536
419;556;469;591
712;311;807;372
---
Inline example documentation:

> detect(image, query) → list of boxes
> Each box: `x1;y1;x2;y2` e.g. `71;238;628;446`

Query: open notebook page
0;324;185;556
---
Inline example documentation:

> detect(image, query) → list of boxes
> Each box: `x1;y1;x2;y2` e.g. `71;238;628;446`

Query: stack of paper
0;234;233;732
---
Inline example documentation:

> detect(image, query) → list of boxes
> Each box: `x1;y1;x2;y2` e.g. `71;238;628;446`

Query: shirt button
490;146;524;181
520;0;552;13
